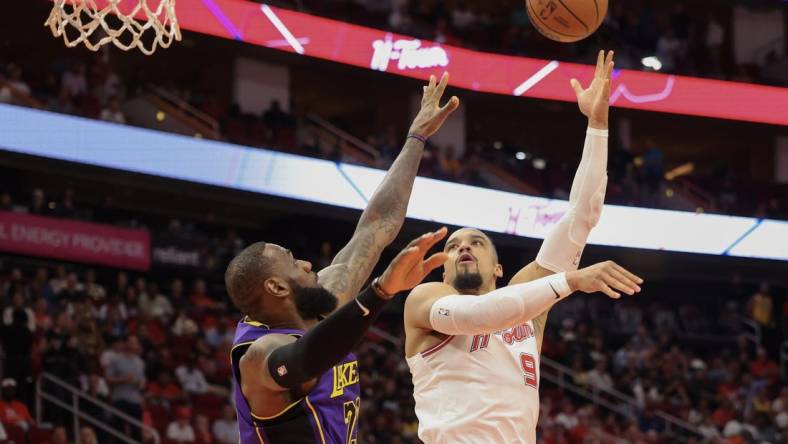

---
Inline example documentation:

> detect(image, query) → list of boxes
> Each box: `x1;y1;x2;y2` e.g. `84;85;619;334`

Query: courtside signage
0;211;150;270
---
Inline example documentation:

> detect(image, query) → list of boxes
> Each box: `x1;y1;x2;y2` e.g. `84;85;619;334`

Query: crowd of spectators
1;180;787;443
0;57;126;125
537;286;787;444
0;185;248;443
0;260;241;444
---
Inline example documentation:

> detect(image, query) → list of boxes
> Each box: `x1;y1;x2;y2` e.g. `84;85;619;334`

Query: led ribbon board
0;104;785;260
170;1;788;125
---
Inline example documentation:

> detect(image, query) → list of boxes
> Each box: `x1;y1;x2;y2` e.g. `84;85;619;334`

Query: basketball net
46;0;181;55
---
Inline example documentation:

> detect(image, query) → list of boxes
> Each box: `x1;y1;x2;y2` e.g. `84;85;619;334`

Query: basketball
525;0;608;43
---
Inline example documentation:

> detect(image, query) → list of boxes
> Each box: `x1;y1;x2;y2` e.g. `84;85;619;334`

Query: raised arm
318;73;460;305
510;50;615;352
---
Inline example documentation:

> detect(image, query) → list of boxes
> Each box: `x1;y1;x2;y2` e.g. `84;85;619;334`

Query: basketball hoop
46;0;181;55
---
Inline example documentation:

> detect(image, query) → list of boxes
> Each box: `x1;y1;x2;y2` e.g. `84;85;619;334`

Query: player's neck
457;284;497;296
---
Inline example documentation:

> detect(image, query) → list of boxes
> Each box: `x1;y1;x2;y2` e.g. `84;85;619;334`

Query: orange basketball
525;0;608;43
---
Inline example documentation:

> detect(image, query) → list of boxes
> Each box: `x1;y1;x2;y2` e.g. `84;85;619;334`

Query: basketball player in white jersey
404;50;644;443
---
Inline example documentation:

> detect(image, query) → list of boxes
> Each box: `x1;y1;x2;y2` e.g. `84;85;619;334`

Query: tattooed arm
318;73;460;306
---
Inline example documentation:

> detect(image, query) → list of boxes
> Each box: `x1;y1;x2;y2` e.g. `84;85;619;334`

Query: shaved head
225;241;270;315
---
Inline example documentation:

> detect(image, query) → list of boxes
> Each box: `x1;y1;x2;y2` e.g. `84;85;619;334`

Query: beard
453;270;483;292
292;284;339;319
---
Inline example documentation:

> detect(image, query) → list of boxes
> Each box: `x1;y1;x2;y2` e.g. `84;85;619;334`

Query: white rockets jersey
406;321;541;444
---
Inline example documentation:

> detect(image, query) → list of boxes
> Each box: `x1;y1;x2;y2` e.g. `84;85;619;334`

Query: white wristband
547;272;572;299
587;127;609;137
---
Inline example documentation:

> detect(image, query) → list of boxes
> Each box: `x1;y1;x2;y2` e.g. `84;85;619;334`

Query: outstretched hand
378;227;449;295
571;50;614;129
566;260;643;299
409;73;460;138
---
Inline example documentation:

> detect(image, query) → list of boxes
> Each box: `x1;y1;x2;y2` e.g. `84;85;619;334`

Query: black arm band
267;285;391;388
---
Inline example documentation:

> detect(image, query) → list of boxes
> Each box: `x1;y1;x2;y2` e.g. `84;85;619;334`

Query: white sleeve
568;128;608;214
429;273;572;336
537;128;608;272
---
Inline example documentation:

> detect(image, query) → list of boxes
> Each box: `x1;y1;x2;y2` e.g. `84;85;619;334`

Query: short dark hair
225;242;270;315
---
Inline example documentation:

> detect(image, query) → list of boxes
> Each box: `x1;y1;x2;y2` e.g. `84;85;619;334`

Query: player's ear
264;277;290;298
494;263;503;279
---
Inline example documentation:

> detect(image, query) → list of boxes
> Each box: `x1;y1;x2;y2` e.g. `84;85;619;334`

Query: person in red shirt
750;347;778;378
711;399;736;429
0;379;32;430
717;371;740;399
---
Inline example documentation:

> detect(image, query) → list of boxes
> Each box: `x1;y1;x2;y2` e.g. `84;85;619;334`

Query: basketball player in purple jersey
225;74;459;443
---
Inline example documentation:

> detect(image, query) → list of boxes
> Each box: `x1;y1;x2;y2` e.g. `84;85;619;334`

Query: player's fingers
603;273;637;296
417;227;449;250
594;49;604;77
421;86;431;107
408;228;448;253
438;96;460;117
406;231;435;249
608;267;641;293
570;79;584;97
423;252;449;272
612;262;644;285
401;246;429;270
434;72;450;99
398;245;420;259
392;246;420;268
428;74;437;90
605;50;614;73
399;229;447;275
429;226;449;243
599;282;621;299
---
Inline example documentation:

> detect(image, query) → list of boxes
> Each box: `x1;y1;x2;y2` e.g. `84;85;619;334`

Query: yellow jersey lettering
331;360;359;398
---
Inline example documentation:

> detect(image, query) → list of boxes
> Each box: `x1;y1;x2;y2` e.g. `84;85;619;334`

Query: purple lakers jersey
231;317;361;443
